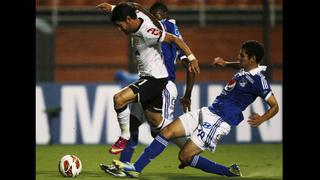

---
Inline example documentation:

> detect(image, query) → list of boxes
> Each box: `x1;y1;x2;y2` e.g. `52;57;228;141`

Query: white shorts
179;107;231;152
130;80;177;124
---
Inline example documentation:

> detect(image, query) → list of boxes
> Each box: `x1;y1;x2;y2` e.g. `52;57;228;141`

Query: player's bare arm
211;57;241;69
96;2;114;13
180;59;195;112
247;94;279;127
163;33;200;74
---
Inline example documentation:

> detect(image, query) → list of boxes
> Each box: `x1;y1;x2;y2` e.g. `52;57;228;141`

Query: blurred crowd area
36;0;282;83
36;0;283;8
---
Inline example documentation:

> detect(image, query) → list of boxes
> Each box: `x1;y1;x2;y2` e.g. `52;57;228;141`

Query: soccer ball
58;155;82;177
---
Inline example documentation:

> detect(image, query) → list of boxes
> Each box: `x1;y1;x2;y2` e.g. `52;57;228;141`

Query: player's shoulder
164;19;177;28
168;18;177;25
249;71;271;91
136;11;152;26
134;14;153;34
251;71;267;82
248;66;268;78
163;19;181;35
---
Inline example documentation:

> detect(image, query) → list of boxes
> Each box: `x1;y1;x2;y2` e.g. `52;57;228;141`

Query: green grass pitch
36;143;282;180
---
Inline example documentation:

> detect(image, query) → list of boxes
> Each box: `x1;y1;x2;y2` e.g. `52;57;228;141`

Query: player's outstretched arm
247;94;279;127
163;33;200;74
211;57;241;69
96;2;115;14
180;59;195;112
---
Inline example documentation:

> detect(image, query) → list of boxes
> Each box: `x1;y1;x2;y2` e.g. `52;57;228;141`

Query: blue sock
120;115;140;163
120;138;138;163
189;155;233;177
134;134;169;172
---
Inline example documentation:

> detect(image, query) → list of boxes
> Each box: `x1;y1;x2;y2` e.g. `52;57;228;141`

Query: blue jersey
160;19;184;82
208;66;272;126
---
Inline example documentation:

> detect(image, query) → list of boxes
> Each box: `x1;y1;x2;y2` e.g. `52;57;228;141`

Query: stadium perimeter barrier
36;82;282;145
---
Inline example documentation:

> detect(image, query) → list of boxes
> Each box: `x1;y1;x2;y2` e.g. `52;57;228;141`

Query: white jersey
131;11;168;78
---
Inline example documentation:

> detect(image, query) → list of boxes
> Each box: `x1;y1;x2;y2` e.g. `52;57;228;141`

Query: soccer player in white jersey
99;2;195;176
109;40;279;178
96;2;200;154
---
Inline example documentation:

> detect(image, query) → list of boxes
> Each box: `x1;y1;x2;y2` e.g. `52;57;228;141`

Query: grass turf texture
36;144;282;180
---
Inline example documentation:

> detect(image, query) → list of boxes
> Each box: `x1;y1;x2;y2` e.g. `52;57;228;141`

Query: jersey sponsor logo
202;122;212;129
224;79;236;91
174;26;180;36
147;28;162;36
239;78;247;87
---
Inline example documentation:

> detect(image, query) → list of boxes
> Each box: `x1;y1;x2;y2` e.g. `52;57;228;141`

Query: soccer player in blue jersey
110;40;279;178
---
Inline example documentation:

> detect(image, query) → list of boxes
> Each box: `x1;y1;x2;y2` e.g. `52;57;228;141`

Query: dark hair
111;3;137;23
150;2;168;13
241;40;264;63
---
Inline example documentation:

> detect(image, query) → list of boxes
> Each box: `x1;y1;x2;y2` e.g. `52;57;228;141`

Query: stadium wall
54;26;282;82
36;82;282;145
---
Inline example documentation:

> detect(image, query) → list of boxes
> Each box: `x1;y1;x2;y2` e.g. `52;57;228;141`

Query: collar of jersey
240;65;267;75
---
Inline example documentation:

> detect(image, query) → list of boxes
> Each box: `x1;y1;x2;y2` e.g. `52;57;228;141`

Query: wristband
111;5;116;11
180;55;187;60
187;54;196;61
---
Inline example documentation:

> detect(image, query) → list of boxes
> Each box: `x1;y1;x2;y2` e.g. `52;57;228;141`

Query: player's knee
160;126;173;139
145;112;163;127
178;151;192;165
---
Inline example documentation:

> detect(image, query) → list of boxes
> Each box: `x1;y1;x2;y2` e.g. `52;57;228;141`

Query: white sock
117;106;130;140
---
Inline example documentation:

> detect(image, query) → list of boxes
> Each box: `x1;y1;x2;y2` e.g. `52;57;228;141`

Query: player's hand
96;2;113;13
188;59;200;74
247;112;264;127
211;57;226;67
180;96;191;112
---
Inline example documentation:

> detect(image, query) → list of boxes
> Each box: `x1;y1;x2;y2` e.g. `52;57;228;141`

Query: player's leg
119;101;147;162
126;115;193;174
112;107;204;177
178;139;239;177
109;87;137;154
101;104;144;175
118;80;173;162
138;77;168;130
171;136;188;148
111;79;179;175
112;117;187;177
143;92;169;135
150;80;177;137
110;76;166;154
119;81;177;164
153;81;188;148
119;114;141;162
126;105;201;173
144;110;164;129
178;107;241;177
